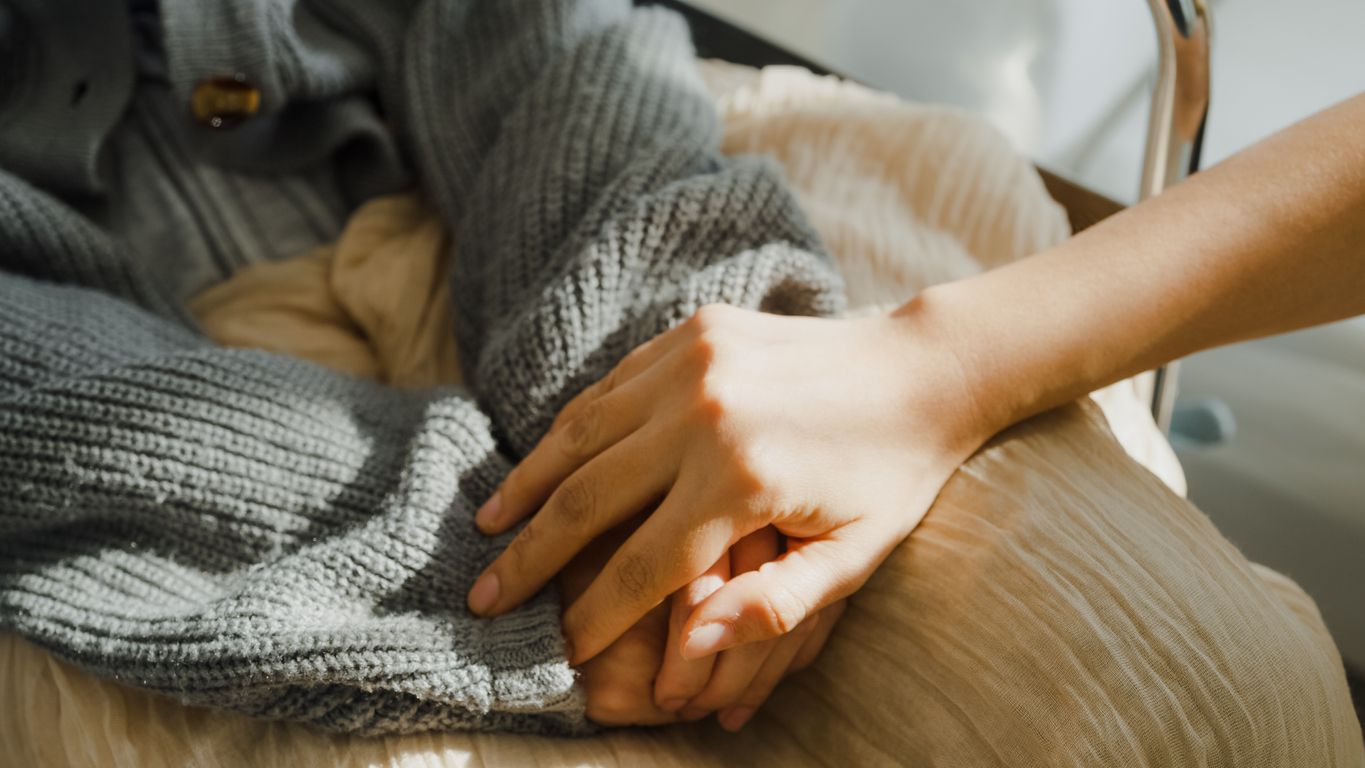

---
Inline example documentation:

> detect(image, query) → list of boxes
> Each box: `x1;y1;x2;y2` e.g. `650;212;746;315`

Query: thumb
678;533;879;660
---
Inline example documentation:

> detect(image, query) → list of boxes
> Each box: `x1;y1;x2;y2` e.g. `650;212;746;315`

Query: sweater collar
0;0;135;195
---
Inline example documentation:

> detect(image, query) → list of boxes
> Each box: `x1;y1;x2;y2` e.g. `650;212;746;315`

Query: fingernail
468;573;500;615
719;707;754;732
682;623;733;660
475;492;502;532
660;697;687;713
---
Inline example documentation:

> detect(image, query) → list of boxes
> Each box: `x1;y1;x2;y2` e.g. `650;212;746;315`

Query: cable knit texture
0;0;843;736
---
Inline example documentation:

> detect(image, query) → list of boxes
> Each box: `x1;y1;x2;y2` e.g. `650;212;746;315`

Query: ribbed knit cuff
0;274;585;735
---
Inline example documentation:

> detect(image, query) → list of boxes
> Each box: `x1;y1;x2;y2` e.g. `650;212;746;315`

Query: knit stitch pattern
0;0;843;736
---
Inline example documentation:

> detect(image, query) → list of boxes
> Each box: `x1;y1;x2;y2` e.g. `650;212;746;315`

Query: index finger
475;331;679;535
467;430;673;618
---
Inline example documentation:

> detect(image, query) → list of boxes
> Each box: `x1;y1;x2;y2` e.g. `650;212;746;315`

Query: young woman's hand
471;301;992;668
487;89;1365;710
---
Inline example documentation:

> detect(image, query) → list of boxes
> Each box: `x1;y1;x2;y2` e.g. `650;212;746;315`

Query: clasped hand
468;302;985;728
557;515;845;729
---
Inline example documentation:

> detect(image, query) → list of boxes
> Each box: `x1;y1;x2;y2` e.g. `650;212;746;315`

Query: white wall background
686;0;1365;669
689;0;1365;200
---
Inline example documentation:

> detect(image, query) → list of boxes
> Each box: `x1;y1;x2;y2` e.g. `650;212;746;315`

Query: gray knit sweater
0;0;843;736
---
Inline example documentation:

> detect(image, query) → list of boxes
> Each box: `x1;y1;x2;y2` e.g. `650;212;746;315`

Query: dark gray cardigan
0;0;843;735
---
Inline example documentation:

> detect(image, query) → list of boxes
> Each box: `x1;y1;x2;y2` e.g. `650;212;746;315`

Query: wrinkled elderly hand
471;302;987;682
562;515;845;730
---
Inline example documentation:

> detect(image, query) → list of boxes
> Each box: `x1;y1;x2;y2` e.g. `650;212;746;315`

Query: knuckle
691;382;726;430
688;303;730;332
613;551;656;605
678;331;746;428
693;326;729;365
598;363;621;393
685;323;733;377
755;578;808;637
619;344;646;370
552;475;597;530
727;443;771;500
548;402;572;432
578;369;618;411
513;518;537;549
559;403;601;460
690;366;737;434
549;396;584;436
620;339;656;372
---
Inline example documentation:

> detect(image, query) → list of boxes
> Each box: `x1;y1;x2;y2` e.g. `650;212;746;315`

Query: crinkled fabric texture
0;0;842;736
4;401;1360;766
188;191;462;388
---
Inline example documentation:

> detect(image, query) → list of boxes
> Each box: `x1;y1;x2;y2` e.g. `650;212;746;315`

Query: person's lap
7;398;1357;767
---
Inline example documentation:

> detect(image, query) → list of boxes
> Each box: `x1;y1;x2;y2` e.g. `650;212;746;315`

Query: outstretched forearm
907;92;1365;440
468;92;1365;695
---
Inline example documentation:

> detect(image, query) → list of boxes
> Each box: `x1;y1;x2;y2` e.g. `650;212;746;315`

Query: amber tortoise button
191;74;260;129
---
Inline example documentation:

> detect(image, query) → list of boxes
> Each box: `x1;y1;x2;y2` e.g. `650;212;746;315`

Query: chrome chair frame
1142;0;1212;433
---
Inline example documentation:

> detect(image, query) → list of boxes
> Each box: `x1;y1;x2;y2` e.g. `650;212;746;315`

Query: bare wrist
885;286;1014;460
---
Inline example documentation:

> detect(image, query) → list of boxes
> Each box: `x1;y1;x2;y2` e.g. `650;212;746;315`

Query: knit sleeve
403;0;845;455
0;273;585;735
0;0;845;738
